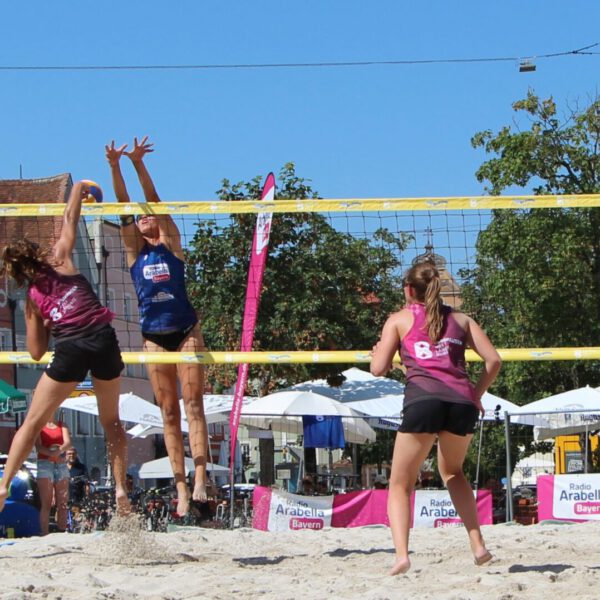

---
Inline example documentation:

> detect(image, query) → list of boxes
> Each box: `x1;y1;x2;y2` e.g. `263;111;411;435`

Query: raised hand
125;135;154;163
105;140;128;166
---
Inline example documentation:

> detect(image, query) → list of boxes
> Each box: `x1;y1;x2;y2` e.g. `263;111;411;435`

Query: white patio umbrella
60;392;184;431
511;452;555;487
137;456;229;479
513;386;600;440
240;390;376;444
288;367;403;430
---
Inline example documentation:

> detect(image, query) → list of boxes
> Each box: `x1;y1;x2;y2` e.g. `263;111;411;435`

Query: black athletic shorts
142;323;195;352
399;399;479;436
46;324;124;383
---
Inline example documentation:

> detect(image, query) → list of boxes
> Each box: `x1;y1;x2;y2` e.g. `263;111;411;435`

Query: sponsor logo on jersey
143;263;171;283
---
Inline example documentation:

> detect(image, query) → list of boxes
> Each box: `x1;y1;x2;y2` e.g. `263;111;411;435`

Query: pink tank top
401;303;475;407
28;268;113;341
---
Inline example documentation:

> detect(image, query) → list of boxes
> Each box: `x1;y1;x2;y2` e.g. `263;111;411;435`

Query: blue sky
0;1;598;203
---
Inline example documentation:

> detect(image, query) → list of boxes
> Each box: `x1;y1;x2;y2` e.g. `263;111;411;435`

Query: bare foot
474;550;493;566
115;489;132;517
176;491;191;516
192;482;207;503
389;557;411;576
0;485;8;512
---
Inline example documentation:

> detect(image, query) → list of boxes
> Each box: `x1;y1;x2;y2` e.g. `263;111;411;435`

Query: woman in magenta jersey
106;136;208;517
0;181;130;518
371;261;501;575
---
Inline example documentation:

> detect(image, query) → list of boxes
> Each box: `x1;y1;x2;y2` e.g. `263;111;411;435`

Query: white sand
0;519;599;600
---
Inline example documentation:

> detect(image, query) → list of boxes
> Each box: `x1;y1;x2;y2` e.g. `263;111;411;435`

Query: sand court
1;519;600;599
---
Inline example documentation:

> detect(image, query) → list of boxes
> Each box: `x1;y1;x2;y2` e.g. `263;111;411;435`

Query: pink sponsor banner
228;173;275;470
251;486;273;531
252;486;492;531
537;474;555;521
331;489;390;527
538;473;600;522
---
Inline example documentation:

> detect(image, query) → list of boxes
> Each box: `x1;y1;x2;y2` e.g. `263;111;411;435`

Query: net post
504;411;513;522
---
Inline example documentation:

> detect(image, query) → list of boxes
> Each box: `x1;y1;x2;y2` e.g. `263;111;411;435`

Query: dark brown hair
403;261;444;342
0;239;49;288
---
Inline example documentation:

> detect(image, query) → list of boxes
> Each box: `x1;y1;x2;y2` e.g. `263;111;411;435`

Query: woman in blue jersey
106;136;208;517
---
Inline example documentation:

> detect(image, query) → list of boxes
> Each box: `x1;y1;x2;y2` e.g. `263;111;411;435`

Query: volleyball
81;180;103;203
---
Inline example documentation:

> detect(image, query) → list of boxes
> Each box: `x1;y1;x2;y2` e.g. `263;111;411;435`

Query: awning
0;379;27;414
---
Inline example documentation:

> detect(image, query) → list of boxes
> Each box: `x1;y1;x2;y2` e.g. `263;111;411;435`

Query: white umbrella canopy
66;393;252;439
240;390;376;444
481;392;519;422
289;367;404;407
513;386;600;440
287;368;404;430
60;392;187;431
137;456;229;479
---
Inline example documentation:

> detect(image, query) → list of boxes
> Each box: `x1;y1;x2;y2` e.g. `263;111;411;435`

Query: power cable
0;43;596;72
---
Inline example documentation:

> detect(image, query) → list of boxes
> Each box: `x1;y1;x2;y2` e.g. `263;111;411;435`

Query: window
107;288;116;313
93;416;104;437
76;412;91;436
123;294;132;322
0;328;11;351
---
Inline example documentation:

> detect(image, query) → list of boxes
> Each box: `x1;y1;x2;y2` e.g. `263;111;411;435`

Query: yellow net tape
2;194;600;216
1;347;600;365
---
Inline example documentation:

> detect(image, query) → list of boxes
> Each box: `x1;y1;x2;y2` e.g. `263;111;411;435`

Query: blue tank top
130;243;198;334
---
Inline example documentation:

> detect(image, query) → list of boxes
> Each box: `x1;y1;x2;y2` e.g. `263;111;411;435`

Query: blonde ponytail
403;261;444;342
424;277;443;342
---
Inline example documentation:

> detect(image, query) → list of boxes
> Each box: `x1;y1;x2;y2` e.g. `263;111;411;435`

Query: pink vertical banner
229;173;275;472
537;474;554;521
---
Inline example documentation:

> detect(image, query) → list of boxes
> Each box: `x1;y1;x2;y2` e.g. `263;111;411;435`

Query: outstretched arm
106;140;143;266
53;180;87;267
106;141;130;204
127;136;183;255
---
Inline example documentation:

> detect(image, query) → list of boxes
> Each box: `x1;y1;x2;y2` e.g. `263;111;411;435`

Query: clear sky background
0;1;598;202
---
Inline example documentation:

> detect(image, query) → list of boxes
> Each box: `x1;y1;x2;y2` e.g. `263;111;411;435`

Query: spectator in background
36;417;71;534
66;448;88;504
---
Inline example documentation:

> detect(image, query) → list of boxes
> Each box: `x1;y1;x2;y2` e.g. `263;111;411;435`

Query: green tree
185;163;410;396
459;92;600;482
464;91;600;405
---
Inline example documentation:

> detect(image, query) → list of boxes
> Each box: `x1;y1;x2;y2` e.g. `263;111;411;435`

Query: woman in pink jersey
371;261;501;575
0;181;131;518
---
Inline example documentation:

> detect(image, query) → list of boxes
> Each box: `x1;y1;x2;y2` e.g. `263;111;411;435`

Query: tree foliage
457;92;600;482
185;163;410;395
464;91;600;405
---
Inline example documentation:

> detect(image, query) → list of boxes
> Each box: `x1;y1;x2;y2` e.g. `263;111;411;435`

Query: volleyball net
2;193;600;367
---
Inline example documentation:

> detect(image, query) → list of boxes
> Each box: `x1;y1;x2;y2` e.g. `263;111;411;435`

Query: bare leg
387;432;436;575
54;477;70;531
437;431;491;565
93;376;131;516
0;375;77;514
179;326;208;503
37;477;54;536
146;358;190;516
